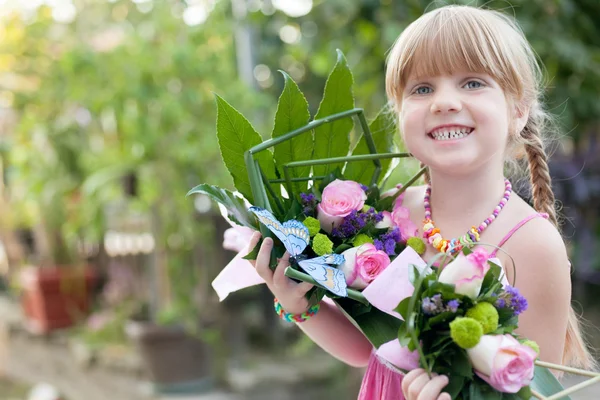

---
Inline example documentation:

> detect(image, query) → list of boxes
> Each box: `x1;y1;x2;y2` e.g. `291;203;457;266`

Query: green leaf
243;239;261;260
334;243;352;253
283;198;303;221
443;374;465;398
395;296;411;320
272;71;313;194
427;311;456;328
530;366;570;399
408;264;420;286
336;297;402;348
187;184;257;229
515;385;532;400
451;350;473;379
312;50;354;177
215;95;277;204
344;108;396;185
481;263;502;293
397;322;412;347
468;377;502;400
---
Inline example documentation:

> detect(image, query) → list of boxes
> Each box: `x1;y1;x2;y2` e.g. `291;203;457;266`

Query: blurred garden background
0;0;598;399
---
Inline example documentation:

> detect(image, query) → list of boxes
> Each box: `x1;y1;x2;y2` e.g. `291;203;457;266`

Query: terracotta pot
125;320;213;394
19;266;97;334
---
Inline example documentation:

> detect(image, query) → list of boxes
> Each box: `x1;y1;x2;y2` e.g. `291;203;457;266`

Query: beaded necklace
422;178;512;255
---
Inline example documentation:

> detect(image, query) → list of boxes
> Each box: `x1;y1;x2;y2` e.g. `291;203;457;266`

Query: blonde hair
385;5;594;369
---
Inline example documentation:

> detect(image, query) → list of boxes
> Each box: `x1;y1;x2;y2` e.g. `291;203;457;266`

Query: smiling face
399;72;511;174
385;6;539;174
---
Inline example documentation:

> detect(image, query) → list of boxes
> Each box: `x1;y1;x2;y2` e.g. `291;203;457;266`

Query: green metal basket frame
244;107;424;214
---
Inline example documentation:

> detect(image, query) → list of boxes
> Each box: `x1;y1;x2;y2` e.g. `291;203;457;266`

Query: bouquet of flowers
189;50;599;399
395;247;539;398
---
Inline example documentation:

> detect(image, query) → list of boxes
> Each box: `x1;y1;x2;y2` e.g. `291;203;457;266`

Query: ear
513;102;530;135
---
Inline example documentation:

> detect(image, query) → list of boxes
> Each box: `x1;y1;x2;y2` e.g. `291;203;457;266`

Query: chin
422;153;484;176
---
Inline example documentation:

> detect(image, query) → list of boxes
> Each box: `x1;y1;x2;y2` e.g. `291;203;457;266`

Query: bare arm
502;218;571;365
251;233;373;367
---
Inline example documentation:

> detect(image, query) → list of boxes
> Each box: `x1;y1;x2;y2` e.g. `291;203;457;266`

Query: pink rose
223;225;254;252
438;248;491;298
390;206;418;239
339;243;391;289
468;334;537;393
317;179;367;233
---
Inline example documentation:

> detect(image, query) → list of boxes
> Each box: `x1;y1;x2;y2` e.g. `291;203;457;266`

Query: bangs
386;6;536;108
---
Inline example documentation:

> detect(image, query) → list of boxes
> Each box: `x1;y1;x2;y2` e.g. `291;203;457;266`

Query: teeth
431;127;473;141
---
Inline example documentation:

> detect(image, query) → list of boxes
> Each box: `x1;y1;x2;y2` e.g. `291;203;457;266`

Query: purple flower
360;184;369;192
447;299;460;313
300;192;317;216
300;193;315;203
496;298;507;308
384;238;396;256
506;286;528;315
374;239;384;251
422;297;438;315
422;294;449;315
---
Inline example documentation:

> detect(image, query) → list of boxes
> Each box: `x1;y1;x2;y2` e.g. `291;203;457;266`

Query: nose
430;88;462;114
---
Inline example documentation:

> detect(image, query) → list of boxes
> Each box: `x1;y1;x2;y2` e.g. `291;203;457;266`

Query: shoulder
501;197;571;298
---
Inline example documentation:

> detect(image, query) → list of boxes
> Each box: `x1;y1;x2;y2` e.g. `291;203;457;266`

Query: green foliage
344;109;397;185
186;184;257;229
312;50;355;177
271;71;312;193
216;95;277;204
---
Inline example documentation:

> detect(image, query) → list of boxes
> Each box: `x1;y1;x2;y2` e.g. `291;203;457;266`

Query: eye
413;86;433;95
464;80;484;89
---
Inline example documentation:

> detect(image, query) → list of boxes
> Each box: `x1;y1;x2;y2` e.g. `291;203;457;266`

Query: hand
248;232;314;315
402;369;451;400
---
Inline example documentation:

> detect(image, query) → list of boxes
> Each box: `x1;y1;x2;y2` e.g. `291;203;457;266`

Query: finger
438;393;451;400
402;369;426;394
294;281;314;297
417;375;449;400
255;237;274;283
407;373;432;400
272;252;291;288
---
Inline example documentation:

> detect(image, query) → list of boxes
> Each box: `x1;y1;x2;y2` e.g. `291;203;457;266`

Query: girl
248;5;594;399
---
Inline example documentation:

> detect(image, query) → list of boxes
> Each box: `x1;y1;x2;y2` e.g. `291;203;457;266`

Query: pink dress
356;212;549;399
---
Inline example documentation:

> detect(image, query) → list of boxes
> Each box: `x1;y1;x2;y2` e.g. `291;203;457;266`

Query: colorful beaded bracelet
274;298;320;323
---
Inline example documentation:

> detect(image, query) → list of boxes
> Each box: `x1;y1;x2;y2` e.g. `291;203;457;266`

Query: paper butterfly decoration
249;206;348;297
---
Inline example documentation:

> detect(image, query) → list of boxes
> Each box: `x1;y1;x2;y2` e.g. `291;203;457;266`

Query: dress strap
489;213;549;257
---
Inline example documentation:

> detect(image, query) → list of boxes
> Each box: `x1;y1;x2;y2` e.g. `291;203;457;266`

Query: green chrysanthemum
303;217;321;237
450;317;483;349
521;340;540;356
407;236;426;255
466;302;499;334
352;234;374;247
313;233;334;256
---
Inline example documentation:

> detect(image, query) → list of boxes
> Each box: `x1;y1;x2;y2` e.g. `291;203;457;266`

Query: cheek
399;104;424;138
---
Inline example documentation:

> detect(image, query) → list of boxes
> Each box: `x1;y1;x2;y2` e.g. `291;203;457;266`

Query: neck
426;168;507;235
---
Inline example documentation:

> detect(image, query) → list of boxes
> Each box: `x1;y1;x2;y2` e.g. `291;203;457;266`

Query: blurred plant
0;0;275;325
